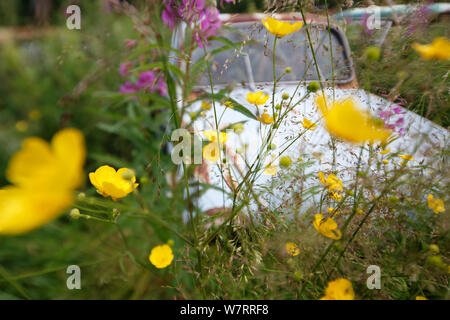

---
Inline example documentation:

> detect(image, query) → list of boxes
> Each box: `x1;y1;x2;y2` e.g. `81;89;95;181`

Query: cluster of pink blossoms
162;0;232;47
119;62;167;96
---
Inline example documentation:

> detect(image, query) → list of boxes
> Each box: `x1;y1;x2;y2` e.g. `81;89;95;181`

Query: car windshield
191;21;353;86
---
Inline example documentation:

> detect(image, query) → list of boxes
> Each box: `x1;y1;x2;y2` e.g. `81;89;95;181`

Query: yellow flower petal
262;17;303;38
149;244;174;269
1;128;85;235
301;118;317;131
315;95;391;144
398;154;415;161
202;142;220;162
264;163;277;175
313;213;342;240
285;242;300;256
246;91;269;105
321;278;354;300
427;194;445;214
0;187;73;235
89;165;137;200
257;113;274;124
412;37;450;61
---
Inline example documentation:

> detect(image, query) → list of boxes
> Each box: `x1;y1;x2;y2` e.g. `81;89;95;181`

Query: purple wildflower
136;71;156;90
119;62;133;77
157;79;168;96
119;82;139;94
162;0;178;29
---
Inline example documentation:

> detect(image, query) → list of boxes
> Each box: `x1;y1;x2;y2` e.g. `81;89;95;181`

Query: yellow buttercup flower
398;154;415;161
416;296;428;300
264;163;277;175
285;242;300;256
379;148;390;154
0;128;85;235
201;101;211;110
246;91;269;105
262;17;303;38
318;172;343;191
202;131;229;162
301;118;317;131
313;213;342;240
330;192;342;201
427;194;445;214
412;37;450;61
89;165;138;201
258;113;274;124
149;244;174;269
203;130;228;144
321;278;355;300
315;95;391;144
224;100;234;109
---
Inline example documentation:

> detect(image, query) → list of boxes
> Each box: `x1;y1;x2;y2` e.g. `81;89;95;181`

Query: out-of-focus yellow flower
246;91;269;105
416;296;428;300
258;113;274;124
327;207;340;215
357;209;363;215
202;131;229;162
301;118;317;131
398;154;415;161
262;17;303;38
285;242;300;256
0;187;74;235
201;101;211;110
28;109;41;121
7;128;85;191
15;121;28;132
382;159;389;164
321;278;355;300
203;131;228;144
313;213;342;240
318;172;343;191
224;100;234;109
427;194;445;214
412;37;450;61
264;163;277;175
279;156;292;168
330;192;342;201
89;165;138;201
315;95;391;144
149;244;174;269
0;128;85;235
379;148;390;154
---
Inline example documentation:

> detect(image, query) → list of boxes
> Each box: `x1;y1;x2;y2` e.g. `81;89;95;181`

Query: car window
191;21;353;86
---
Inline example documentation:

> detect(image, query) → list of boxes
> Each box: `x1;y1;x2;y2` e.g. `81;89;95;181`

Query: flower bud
282;92;290;100
69;208;81;220
307;81;320;92
365;46;381;62
284;67;292;74
232;122;244;134
279;156;292;168
189;112;197;120
121;169;136;181
77;192;86;201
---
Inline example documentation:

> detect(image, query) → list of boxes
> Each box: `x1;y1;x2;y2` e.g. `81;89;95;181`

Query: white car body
174;14;449;214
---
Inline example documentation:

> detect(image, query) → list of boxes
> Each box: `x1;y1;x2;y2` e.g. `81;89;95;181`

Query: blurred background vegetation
0;0;448;299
